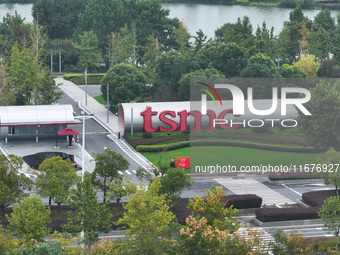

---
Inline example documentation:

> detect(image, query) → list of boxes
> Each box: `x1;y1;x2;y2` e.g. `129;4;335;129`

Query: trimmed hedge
255;207;320;222
136;139;319;153
225;194;262;209
268;173;322;181
63;74;105;85
302;189;337;207
172;194;262;225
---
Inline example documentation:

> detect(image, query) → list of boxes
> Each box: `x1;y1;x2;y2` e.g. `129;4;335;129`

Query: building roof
0;104;82;126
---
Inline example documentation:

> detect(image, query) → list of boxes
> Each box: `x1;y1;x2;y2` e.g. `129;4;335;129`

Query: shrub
255;207;320;222
225;194;262;209
302;189;337;207
142;132;153;139
63;74;104;85
136;139;319;153
251;126;269;134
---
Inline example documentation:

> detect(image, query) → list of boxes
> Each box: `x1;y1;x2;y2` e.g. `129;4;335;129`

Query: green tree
91;148;130;204
0;225;19;254
193;29;207;53
34;69;62;105
117;178;175;255
241;53;280;78
35;156;78;207
153;51;199;101
0;61;16;106
309;26;332;60
7;194;51;243
76;0;179;55
314;9;335;32
318;196;340;251
63;173;112;251
255;22;277;59
0;154;32;216
281;63;307;78
32;0;90;39
197;41;248;78
160;168;193;203
188;186;240;232
73;30;101;73
140;35;160;84
316;148;340;195
215;16;256;56
174;20;191;55
293;54;319;78
332;27;340;64
178;68;225;101
101;63;146;105
298;80;340;151
109;176;136;206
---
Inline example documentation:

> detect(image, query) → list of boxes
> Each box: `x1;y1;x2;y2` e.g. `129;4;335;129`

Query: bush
142;132;153;139
302;189;337;207
251;126;269;134
255;207;320;222
225;194;262;209
63;74;105;85
136;139;319;153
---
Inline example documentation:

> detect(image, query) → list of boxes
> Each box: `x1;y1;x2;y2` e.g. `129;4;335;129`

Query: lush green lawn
93;95;107;105
142;146;320;172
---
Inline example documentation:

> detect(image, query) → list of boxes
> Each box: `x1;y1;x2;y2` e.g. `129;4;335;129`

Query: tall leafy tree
241;53;280;78
314;9;335;32
298;80;340;151
101;63;146;105
293;54;320;78
197;41;247;78
35;156;78;207
0;154;32;216
63;173;112;251
91;148;130;204
140;35;160;84
281;63;307;78
73;30;101;73
193;29;207;53
117;178;175;255
32;0;90;39
153;51;199;101
178;68;225;101
255;22;277;59
7;194;51;243
174;20;191;55
318;196;340;251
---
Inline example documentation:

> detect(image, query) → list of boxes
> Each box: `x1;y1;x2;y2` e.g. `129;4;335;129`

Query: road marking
132;170;137;174
282;184;302;196
118;171;123;175
125;170;132;175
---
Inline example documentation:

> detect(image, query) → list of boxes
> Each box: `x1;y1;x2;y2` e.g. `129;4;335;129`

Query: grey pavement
55;76;155;173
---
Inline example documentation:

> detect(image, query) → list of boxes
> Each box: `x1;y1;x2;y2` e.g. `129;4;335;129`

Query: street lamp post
74;111;94;244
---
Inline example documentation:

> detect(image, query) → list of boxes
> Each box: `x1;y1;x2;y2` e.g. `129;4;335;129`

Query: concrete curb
268;179;325;185
252;217;323;227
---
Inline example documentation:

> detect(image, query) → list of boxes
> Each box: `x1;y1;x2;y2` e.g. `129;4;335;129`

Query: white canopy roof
0;105;81;126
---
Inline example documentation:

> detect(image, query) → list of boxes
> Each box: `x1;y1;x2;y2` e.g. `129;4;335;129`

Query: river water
1;3;339;38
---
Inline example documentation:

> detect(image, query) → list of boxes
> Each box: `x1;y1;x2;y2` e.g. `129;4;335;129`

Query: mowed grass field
141;146;320;172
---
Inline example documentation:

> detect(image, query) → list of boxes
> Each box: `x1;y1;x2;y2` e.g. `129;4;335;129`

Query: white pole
85;69;88;106
80;113;85;243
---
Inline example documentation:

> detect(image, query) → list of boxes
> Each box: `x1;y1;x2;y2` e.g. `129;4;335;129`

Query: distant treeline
0;0;32;3
161;0;236;4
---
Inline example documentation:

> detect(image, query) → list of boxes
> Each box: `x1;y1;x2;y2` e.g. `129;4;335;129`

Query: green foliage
32;0;89;39
7;194;51;243
318;196;340;251
197;41;248;77
281;63;307;78
63;173;112;250
316;148;340;194
160;168;193;202
0;225;19;254
142;132;153;139
293;54;319;78
174;20;191;55
136;139;318;153
140;35;160;84
117;178;176;255
10;240;64;255
178;68;225;101
241;53;280;78
188;186;240;232
298;80;340;151
0;154;32;216
101;63;146;105
35;156;78;207
91;148;130;203
73;30;101;73
63;73;104;85
314;9;335;32
153;51;199;101
215;16;255;56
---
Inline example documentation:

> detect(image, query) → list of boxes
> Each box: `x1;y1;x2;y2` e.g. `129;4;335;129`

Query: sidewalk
55;77;154;172
55;77;118;133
